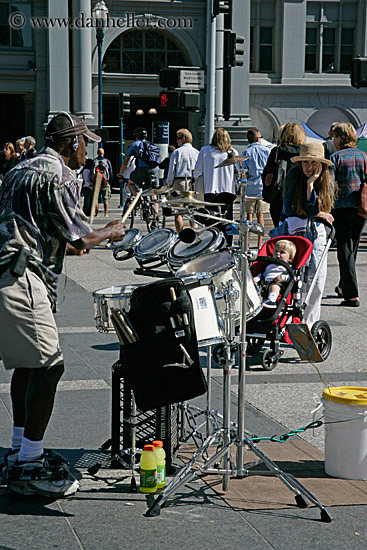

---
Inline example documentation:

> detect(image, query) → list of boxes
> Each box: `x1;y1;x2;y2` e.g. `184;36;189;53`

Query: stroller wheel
261;349;278;371
311;320;332;360
247;337;265;355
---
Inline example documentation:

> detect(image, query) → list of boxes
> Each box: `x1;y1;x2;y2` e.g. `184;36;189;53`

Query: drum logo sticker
196;296;208;310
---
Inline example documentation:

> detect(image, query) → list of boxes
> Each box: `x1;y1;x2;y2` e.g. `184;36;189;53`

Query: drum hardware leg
206;345;212;438
146;183;332;522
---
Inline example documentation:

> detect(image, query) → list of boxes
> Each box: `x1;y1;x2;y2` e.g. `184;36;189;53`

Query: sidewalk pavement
1;193;367;549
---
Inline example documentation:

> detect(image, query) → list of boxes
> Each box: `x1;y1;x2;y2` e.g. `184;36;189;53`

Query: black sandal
334;286;343;298
339;299;360;307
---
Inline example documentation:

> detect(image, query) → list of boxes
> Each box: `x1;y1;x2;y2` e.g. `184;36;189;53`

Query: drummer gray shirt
0;147;91;308
166;143;199;184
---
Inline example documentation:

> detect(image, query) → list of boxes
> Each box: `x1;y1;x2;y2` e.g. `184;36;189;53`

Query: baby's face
273;247;291;263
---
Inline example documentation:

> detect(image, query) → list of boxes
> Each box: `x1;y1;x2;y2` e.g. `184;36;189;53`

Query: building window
0;2;32;48
250;0;275;73
104;30;188;74
305;2;357;74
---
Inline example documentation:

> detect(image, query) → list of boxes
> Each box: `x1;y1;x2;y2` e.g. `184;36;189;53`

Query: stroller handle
314;216;335;242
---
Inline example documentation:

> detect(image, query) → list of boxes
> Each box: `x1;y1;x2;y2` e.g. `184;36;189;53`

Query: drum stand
146;183;333;522
88;385;139;493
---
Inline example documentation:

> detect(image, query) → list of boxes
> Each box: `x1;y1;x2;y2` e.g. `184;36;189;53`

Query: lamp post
92;1;109;132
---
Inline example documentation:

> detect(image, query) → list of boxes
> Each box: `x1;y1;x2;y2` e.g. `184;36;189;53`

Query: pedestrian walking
262;123;307;227
91;148;113;217
167;129;199;232
241;127;271;248
330;122;367;307
194;128;238;245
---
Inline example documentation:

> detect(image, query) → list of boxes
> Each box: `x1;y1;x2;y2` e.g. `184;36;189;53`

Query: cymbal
142;186;171;196
167;196;225;207
215;155;249;168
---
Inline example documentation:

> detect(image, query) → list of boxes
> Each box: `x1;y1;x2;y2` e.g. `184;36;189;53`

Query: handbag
358;181;367;219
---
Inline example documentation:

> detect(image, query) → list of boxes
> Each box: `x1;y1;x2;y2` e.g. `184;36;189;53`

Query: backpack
262;148;294;203
91;158;110;186
138;140;161;167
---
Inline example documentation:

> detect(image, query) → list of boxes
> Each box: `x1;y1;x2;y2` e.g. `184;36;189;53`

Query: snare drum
176;249;262;322
167;227;225;272
111;228;143;261
93;284;144;332
134;228;177;269
180;275;224;346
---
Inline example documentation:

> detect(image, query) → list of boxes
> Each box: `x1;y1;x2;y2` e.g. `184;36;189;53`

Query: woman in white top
194;128;238;245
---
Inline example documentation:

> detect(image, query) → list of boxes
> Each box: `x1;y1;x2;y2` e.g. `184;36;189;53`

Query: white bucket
322;387;367;480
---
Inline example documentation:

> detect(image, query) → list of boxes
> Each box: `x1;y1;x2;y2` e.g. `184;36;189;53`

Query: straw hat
291;142;333;166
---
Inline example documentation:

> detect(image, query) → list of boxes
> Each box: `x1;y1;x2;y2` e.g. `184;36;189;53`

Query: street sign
179;69;205;90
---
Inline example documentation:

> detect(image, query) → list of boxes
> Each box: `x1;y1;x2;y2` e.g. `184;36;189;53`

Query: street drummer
0;112;125;498
166;129;199;233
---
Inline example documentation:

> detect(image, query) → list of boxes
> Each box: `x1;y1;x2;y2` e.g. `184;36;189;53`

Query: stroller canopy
251;235;313;277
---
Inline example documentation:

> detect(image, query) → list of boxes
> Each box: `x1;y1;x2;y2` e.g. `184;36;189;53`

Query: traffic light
159;90;180;111
119;92;131;117
159;69;180;89
95;128;109;142
224;31;245;67
212;0;231;18
180;92;200;111
351;57;367;88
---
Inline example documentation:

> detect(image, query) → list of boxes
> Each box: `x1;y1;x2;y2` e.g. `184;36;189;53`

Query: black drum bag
120;278;207;411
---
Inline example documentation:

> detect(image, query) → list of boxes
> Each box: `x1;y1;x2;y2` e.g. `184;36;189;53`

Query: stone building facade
1;0;366;170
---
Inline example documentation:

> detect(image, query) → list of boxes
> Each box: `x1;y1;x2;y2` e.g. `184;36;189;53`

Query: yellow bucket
322;387;367;480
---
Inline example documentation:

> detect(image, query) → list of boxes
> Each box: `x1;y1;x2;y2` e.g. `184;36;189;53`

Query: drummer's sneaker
0;449;19;481
263;298;277;309
5;454;80;498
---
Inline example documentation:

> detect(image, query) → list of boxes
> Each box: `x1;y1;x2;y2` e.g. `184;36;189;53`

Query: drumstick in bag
169;287;183;326
105;189;143;248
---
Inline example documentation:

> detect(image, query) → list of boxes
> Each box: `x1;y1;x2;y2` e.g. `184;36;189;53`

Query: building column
215;13;225;121
71;0;93;119
47;0;70;117
220;0;252;152
281;0;307;83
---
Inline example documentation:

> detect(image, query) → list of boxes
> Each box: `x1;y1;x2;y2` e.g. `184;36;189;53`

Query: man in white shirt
241;128;270;248
167;129;199;232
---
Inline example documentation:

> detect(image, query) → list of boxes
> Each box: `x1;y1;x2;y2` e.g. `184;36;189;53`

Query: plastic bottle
139;444;157;493
152;440;166;489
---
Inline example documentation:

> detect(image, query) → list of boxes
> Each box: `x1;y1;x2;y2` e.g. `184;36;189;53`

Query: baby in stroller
253;239;297;308
247;233;333;370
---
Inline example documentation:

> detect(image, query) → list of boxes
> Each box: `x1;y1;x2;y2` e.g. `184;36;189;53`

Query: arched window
104;30;188;73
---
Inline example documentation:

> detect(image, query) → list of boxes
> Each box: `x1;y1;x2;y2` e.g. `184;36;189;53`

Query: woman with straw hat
280;141;335;326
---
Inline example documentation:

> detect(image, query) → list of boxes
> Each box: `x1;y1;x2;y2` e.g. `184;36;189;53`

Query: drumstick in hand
89;172;102;224
105;189;143;248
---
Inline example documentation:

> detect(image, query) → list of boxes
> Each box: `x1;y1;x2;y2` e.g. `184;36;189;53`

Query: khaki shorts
100;183;111;202
0;268;64;370
171;178;192;192
245;198;270;215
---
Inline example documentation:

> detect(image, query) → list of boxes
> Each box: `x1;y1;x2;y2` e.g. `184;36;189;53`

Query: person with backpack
262;123;306;227
118;127;160;196
91;148;113;217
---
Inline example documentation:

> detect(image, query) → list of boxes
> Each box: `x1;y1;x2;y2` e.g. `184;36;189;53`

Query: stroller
246;220;334;371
